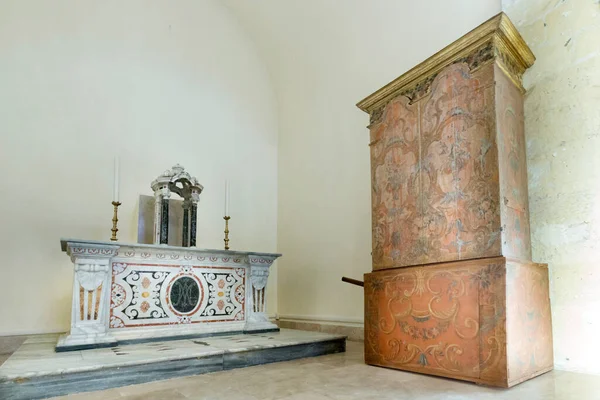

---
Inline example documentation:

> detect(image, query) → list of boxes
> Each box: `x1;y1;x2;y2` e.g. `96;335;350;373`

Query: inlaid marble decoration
370;63;501;270
110;263;245;328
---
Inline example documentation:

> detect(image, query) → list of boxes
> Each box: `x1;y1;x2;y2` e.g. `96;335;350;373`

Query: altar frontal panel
110;263;245;329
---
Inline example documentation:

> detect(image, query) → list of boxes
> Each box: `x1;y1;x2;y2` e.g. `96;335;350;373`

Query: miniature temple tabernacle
151;164;204;247
56;166;281;351
356;13;553;387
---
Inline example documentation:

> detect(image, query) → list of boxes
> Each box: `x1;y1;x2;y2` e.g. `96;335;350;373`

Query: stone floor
2;334;600;399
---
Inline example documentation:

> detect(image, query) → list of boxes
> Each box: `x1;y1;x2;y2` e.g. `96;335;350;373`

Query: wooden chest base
364;257;553;387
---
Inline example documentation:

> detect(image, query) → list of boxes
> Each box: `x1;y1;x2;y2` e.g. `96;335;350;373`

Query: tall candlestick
223;216;231;250
113;156;120;202
224;180;230;216
110;201;121;241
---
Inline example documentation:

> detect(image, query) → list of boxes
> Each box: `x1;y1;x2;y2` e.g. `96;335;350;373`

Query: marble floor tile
23;334;61;344
279;393;331;400
0;354;10;366
182;390;259;400
59;388;124;400
49;339;600;400
0;335;28;355
120;388;188;400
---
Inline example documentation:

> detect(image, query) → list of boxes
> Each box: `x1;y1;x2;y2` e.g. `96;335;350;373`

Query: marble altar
56;238;281;352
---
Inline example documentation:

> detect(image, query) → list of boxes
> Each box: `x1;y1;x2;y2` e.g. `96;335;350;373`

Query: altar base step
0;329;346;400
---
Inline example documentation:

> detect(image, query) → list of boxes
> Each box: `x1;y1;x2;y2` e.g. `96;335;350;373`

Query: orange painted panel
365;258;504;382
369;63;502;270
506;260;553;385
495;64;532;261
365;257;553;387
370;97;421;269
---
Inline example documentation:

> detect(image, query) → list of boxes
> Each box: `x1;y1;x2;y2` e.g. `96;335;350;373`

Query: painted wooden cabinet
357;13;553;387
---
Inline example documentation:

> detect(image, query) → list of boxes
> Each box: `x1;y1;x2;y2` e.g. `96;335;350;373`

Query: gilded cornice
356;12;535;116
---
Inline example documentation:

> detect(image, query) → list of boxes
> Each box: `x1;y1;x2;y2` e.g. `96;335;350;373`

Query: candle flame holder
223;216;231;250
110;201;122;241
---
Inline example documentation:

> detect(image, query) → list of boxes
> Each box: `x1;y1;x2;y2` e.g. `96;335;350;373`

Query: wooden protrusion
341;277;364;287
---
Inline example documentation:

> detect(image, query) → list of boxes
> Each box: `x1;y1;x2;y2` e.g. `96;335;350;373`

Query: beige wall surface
503;0;600;374
224;0;502;326
0;0;279;335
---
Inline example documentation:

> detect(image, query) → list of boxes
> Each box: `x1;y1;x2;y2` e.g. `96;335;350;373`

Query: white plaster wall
0;0;279;335
504;0;600;375
224;0;502;325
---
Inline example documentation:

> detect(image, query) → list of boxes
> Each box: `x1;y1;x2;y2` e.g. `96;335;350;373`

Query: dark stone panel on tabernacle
137;195;185;246
160;199;169;244
223;338;346;370
0;354;223;400
182;207;189;247
190;204;197;247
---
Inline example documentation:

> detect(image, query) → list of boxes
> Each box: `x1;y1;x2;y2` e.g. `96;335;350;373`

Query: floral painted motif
369;63;502;270
398;320;450;340
364;258;551;386
365;260;505;381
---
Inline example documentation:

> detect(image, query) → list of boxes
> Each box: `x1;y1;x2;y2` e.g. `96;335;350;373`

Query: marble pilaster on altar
56;242;120;351
244;256;278;333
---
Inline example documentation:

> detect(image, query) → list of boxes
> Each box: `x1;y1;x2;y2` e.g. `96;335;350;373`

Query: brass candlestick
110;201;121;241
223;216;231;250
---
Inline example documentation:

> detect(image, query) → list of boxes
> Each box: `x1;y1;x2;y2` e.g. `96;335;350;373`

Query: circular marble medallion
169;276;200;314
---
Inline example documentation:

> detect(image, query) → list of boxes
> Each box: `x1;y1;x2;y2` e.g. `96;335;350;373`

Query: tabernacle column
189;190;200;247
152;191;162;244
159;188;170;245
182;200;190;247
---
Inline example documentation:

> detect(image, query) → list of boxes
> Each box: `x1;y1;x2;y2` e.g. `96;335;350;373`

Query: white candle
224;180;230;216
113;156;120;202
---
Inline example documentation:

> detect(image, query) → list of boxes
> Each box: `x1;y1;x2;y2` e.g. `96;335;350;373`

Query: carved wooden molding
357;12;535;121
